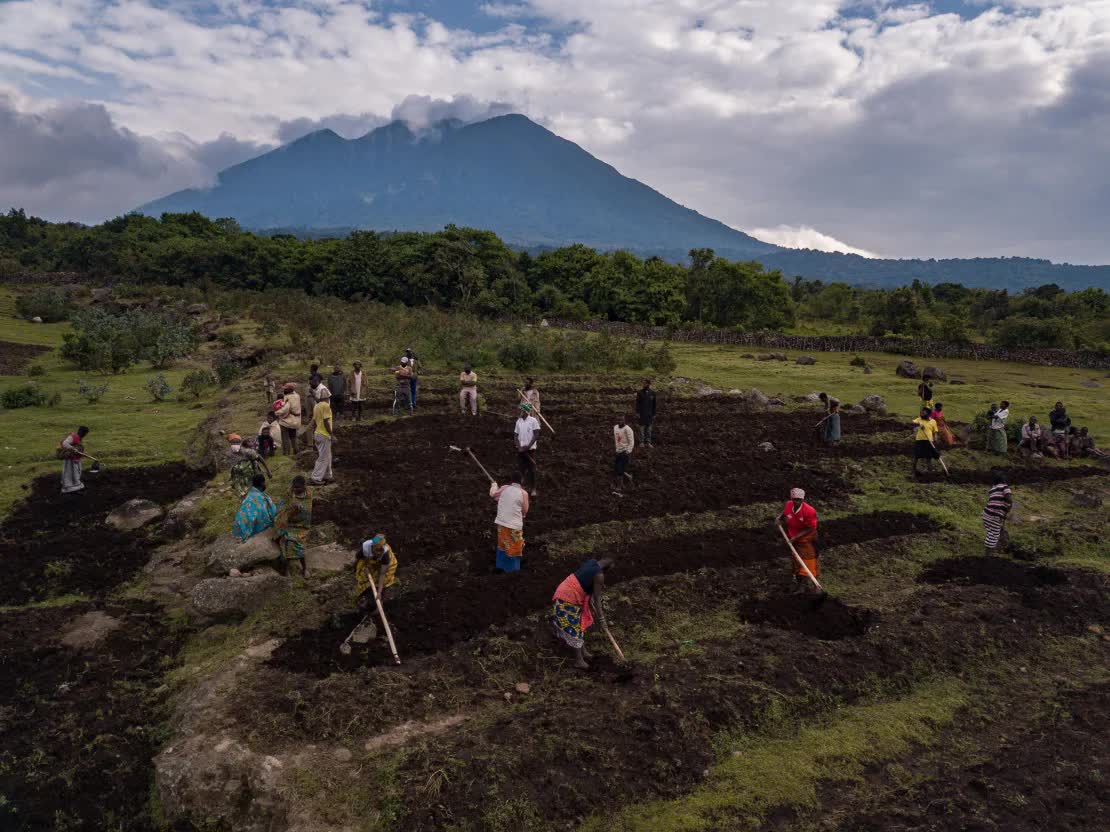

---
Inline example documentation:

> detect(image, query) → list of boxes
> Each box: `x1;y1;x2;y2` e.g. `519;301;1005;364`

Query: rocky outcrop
739;388;770;409
206;533;281;575
105;498;164;531
922;365;947;381
190;574;285;619
859;394;887;414
895;360;920;378
60;611;122;649
304;543;354;574
162;487;208;538
795;356;816;365
757;352;788;361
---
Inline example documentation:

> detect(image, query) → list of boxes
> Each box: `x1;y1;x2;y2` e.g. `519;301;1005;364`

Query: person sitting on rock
273;476;312;577
233;474;278;542
1072;427;1107;459
1019;416;1046;458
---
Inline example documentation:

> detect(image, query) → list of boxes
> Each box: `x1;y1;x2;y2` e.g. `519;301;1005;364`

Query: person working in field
459;363;478;416
987;401;1010;455
822;398;842;445
515;402;541;496
776;488;819;594
1048;401;1071;458
274;476;312;577
551;558;615;670
275;382;302;456
232;474;278;542
522;377;541;413
309;386;334;485
612;415;635;493
355;534;399;611
348;361;366;423
327;366;346;420
930;402;958;448
912;407;941;477
403;347;419;408
59;425;90;494
982;471;1013;555
917;374;934;411
227;434;271;496
489;471;529;573
636;379;657;447
392;357;414;416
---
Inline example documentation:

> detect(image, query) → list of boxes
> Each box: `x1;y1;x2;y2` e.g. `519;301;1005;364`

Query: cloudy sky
2;0;1109;263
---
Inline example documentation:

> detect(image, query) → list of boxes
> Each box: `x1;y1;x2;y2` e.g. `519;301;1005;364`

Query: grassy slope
671;342;1109;437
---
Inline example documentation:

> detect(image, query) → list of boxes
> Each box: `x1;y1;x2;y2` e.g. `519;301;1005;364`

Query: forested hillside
2;210;1107;352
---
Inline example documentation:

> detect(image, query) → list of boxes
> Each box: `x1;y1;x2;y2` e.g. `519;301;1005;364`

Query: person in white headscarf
775;487;820;593
309;386;334;485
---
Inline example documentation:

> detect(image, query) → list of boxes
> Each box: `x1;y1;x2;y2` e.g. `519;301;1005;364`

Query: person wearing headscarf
930;402;958;448
59;425;90;494
232;474;278;541
309;385;334;485
274;382;302;456
551;558;615;670
355;534;399;610
776;488;819;593
273;476;312;577
227;434;271;496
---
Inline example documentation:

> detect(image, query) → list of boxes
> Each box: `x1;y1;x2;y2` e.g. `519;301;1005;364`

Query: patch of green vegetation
285;749;406;832
583;677;968;832
0;593;87;614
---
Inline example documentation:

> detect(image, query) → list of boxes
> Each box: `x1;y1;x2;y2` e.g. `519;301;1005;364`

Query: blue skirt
496;548;522;572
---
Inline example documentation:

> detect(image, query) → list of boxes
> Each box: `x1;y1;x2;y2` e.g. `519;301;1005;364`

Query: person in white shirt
988;400;1010;455
514;402;542;496
347;361;366;422
489;471;530;572
612;416;635;493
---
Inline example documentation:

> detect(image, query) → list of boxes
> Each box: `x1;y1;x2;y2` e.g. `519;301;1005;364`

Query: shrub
849;356;868;367
61;308;143;374
650;343;678;375
24;364;45;377
145;373;172;402
15;286;72;322
217;331;244;349
497;338;541;373
181;369;215;399
1;384;47;409
77;379;109;403
212;352;243;385
971;408;1022;448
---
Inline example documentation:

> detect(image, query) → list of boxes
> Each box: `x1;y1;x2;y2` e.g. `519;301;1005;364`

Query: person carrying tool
822;398;842;445
522;377;541;413
489;471;530;573
233;474;278;542
515;402;541;496
309;386;335;485
612;416;635;493
982;470;1013;554
403;347;418;408
274;476;312;577
227;434;271;496
59;425;90;494
459;364;479;415
327;366;346;420
551;558;615;670
392;357;413;416
275;382;302;455
348;361;367;422
355;534;399;610
635;379;657;447
912;407;941;477
776;488;819;594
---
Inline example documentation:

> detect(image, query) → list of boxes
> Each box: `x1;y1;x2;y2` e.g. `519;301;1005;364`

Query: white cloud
748;225;879;257
0;1;1109;261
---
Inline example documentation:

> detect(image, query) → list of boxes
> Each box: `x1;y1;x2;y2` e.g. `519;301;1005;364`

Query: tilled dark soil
269;511;937;675
0;464;207;605
0;601;187;832
736;595;876;639
0;339;50;374
920;555;1070;590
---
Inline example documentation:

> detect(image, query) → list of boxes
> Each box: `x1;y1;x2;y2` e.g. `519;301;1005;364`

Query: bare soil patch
0;340;50;374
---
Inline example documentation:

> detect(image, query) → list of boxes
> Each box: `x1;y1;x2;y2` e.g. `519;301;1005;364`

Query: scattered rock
695;386;723;397
333;748;353;763
304;542;354;574
758;441;775;452
862;366;873;374
740;353;755;359
229;568;242;577
205;533;281;575
1081;379;1102;389
514;682;531;694
540;319;550;327
859;394;887;414
105;498;165;531
60;611;122;649
922;366;947;381
757;352;788;361
162;487;207;538
1072;490;1103;509
804;392;822;402
949;378;965;385
846;404;867;414
728;389;744;397
90;287;112;303
186;303;209;316
795;356;817;365
895;359;920;378
189;574;285;619
30;316;43;324
767;397;786;406
741;388;770;409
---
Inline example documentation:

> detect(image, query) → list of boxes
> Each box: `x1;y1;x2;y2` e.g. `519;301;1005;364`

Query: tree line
1;209;1106;352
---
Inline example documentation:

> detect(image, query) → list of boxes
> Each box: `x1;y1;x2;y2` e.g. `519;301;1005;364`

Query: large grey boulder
795;356;817;365
205;533;280;575
186;302;209;316
895;359;920;378
859;394;887;414
162;487;207;538
741;388;770;409
304;543;354;574
922;366;947;381
60;611;122;649
190;574;285;619
105;498;164;531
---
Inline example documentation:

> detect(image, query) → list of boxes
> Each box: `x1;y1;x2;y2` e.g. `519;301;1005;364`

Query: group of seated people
1018;402;1105;460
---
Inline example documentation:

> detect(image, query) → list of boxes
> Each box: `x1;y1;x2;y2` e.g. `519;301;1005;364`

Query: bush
212;351;243;385
217;331;244;349
971;408;1022;448
497;338;541;373
61;309;143;374
24;364;45;377
650;343;678;375
15;287;71;322
181;369;215;399
849;355;868;367
1;384;47;409
145;373;172;402
77;379;109;403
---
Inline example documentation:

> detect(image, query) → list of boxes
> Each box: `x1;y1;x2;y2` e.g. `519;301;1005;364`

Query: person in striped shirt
982;471;1013;554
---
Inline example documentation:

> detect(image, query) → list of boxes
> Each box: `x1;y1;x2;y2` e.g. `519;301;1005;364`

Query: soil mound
0;340;50;374
737;595;876;639
916;466;1108;485
919;556;1069;590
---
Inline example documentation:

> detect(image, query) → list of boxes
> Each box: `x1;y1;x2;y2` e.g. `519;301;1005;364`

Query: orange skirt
792;536;820;578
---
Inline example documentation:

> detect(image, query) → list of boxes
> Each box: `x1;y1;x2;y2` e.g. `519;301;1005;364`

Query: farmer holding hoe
515;401;541;497
59;425;91;494
551;558;615;670
776;488;820;594
489;471;529;573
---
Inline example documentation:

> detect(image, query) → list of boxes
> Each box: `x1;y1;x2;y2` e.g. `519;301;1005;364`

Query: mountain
139;114;779;260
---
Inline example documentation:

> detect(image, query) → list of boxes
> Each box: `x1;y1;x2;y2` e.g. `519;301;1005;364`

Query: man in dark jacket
635;379;657;447
327;366;346;419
